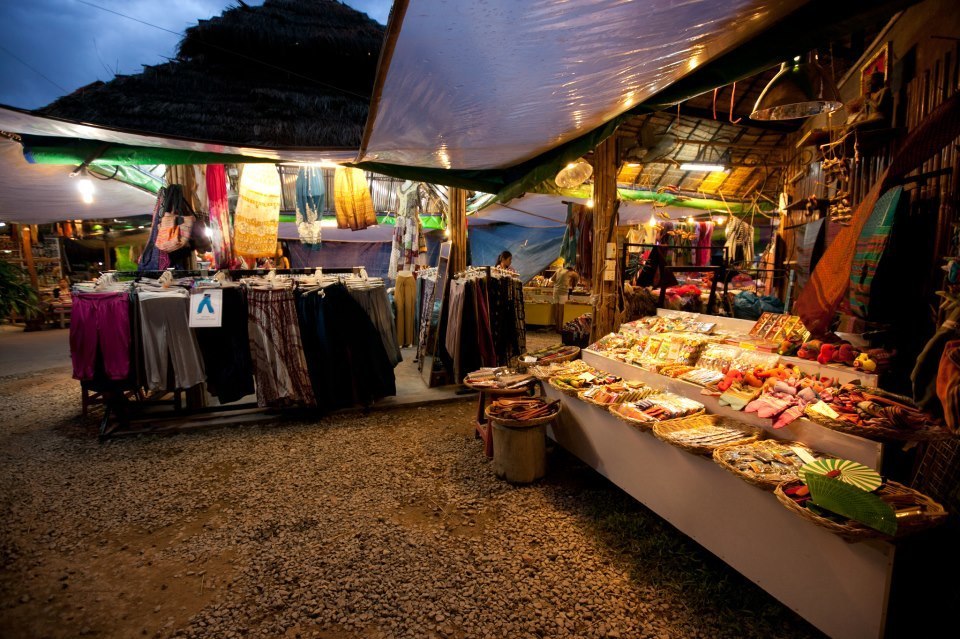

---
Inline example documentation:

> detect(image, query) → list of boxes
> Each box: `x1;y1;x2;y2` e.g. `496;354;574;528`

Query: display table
582;349;883;469
562;301;592;324
524;301;555;326
542;383;895;639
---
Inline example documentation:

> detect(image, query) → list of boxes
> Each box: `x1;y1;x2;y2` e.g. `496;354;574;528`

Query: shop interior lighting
555;160;594;189
751;52;841;120
586;199;594;208
713;215;726;225
0;222;6;227
679;163;728;172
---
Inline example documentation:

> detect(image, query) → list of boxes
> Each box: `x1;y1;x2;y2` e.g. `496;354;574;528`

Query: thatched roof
38;0;384;149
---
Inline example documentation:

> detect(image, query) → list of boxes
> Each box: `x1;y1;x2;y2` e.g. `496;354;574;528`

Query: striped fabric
936;340;960;434
846;186;902;320
247;288;316;408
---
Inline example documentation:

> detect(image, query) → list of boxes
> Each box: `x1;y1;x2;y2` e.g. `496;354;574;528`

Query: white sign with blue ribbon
189;289;223;328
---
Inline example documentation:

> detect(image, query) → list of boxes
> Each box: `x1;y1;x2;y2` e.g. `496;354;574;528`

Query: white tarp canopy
360;0;804;171
0;138;156;224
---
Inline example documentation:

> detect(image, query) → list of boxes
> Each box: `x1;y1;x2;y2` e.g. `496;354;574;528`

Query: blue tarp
467;224;564;283
288;230;445;281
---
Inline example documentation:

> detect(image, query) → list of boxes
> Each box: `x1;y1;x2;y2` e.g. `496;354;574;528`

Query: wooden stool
491;419;549;483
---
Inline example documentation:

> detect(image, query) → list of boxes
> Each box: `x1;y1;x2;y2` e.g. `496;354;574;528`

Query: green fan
799;458;882;492
806;474;897;536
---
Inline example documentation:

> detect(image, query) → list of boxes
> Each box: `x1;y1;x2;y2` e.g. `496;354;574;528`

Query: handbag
155;184;198;253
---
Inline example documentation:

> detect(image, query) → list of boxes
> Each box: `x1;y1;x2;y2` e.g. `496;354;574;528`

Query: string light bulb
714;215;726;225
586;199;594;208
77;177;95;204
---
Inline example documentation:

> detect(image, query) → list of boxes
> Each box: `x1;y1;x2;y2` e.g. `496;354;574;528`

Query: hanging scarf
389;181;421;279
234;164;282;259
295;166;325;246
334;167;376;231
843;186;903;324
205;164;232;267
795;92;960;335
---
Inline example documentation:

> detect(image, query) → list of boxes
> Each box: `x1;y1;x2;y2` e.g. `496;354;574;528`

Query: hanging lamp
751;52;842;120
555;159;594;189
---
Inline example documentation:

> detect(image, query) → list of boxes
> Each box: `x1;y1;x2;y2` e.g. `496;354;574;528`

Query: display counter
524;302;555;326
542;384;894;639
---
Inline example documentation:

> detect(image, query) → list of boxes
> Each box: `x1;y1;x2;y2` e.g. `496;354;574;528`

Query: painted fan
799;458;882;492
806;474;897;536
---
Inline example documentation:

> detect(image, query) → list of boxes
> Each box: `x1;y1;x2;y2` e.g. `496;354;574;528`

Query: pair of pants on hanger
395;272;416;347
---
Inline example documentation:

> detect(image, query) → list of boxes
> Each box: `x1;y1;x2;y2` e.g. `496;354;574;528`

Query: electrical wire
0;44;68;93
73;0;371;101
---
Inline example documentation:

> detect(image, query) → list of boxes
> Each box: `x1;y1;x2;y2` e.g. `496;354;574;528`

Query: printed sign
189;289;223;328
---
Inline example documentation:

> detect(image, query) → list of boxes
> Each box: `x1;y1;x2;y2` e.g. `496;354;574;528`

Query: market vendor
553;265;580;329
495;250;514;271
51;278;72;305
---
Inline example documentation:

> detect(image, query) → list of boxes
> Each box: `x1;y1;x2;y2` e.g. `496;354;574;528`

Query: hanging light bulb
714;215;726;225
586;199;594;208
647;215;657;227
686;216;694;225
77;177;95;204
751;52;841;120
555;159;594;189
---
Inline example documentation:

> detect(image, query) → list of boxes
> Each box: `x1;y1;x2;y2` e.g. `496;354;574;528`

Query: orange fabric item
936;340;960;434
334;167;376;231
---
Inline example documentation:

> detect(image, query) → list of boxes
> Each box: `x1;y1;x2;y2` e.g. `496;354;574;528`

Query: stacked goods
549;370;621;395
609;392;704;428
803;384;951;441
579;381;656;406
653;414;760;455
464;368;535;389
561;314;592;348
713;440;823;490
486;397;560;423
528;359;592;380
522;344;581;364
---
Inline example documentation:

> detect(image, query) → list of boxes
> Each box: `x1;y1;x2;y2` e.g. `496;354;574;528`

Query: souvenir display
486;397;560;424
678;368;726;386
713;440;824;490
798;458;883;492
609;392;704;427
464;367;535;390
528;358;592;380
521;344;581;364
803;384;951;441
653;414;761;455
548;369;620;396
579;381;655;406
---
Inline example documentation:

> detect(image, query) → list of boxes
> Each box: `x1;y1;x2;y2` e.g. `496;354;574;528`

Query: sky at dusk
0;0;393;110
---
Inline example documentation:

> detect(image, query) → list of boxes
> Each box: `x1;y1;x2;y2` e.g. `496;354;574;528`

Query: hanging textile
724;217;754;265
348;284;403;366
247;287;316;407
234;164;282;259
696;221;714;266
138;289;205;392
206;165;233;268
334;167;376;231
560;203;578;267
394;271;416;348
295;166;325;246
845;186;903;321
137;187;167;272
574;204;593;279
796;92;960;335
794;218;824;291
388;181;421;279
296;284;396;411
195;287;255;404
70;292;131;381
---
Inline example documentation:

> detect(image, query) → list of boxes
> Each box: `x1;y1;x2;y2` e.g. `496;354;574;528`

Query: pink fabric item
206;164;233;267
773;404;805;429
70;292;131;381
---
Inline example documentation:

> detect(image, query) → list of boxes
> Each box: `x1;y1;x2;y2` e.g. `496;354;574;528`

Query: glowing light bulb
647;216;656;227
77;178;95;204
714;216;726;225
204;227;213;238
586;199;594;208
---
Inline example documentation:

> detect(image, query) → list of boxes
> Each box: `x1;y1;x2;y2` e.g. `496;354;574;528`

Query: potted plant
0;261;41;328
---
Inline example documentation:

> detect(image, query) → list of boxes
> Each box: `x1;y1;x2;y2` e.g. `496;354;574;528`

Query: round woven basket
653;414;761;456
522;346;581;364
462;378;533;394
609;405;705;432
485;404;560;428
712;440;819;491
803;407;954;443
547;377;589;397
774;479;948;543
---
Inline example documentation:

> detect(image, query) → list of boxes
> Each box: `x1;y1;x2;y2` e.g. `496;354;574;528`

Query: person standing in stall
553;265;580;330
495;251;514;272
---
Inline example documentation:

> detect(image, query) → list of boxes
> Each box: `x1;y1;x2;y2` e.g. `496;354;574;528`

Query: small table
463;380;536;457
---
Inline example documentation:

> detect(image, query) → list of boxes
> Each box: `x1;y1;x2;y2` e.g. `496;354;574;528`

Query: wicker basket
775;479;948;543
803;405;954;443
522;346;581;364
609;404;705;432
485;404;561;427
462;378;532;394
713;440;821;490
528;359;591;381
547;377;592;397
653;414;761;456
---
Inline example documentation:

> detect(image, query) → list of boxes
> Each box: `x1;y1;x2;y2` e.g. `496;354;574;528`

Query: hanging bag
155;185;197;253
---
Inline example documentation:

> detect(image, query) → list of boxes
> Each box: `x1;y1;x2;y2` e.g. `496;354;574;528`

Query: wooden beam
448;187;467;274
19;225;39;291
591;136;620;341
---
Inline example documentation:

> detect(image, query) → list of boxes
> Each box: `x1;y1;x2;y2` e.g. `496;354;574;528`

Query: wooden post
449;187;468;274
19;225;39;291
590;136;620;341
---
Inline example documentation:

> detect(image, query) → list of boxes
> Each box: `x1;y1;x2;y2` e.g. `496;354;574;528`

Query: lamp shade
751;54;842;121
555;160;594;189
234;163;282;259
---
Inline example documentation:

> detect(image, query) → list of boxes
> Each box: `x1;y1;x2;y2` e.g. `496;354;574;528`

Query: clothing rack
621;243;728;314
109;267;362;279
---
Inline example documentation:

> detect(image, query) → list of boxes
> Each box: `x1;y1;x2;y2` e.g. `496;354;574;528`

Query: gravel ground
0;367;822;639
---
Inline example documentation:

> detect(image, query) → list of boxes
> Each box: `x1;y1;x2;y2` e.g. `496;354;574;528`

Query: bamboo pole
591;136;620;341
448;187;468;274
19;225;39;291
